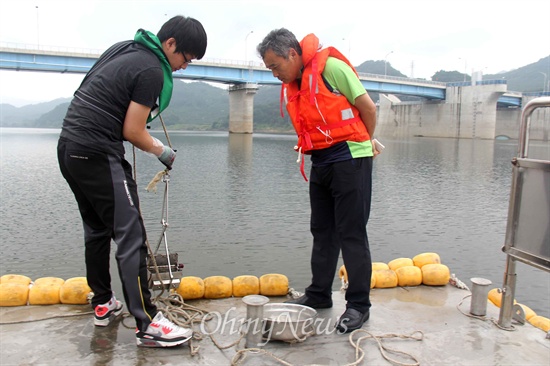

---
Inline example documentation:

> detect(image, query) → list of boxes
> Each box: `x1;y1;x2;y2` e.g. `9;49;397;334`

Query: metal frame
498;97;550;328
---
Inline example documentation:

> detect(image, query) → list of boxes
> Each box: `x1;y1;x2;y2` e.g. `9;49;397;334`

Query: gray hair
256;28;301;59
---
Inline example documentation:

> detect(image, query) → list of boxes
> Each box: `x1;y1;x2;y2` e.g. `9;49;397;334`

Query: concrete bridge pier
377;82;508;140
228;83;259;134
447;82;507;139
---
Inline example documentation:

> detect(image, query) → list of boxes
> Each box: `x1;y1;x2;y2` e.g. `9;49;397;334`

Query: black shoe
336;308;370;333
285;295;333;309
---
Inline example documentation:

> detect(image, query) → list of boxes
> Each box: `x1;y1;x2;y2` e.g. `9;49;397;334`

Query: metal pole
498;255;517;328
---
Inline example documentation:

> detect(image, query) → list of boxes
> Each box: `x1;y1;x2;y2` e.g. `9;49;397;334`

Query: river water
0;128;548;318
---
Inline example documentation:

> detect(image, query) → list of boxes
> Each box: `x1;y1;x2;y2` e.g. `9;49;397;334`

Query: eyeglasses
183;53;193;64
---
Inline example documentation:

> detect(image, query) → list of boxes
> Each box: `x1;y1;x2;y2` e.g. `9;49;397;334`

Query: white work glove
151;136;176;170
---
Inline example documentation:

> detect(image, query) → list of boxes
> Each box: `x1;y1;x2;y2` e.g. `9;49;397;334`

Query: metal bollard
242;295;269;348
470;277;492;316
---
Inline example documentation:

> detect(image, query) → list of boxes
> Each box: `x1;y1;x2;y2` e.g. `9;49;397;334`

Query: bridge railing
357;72;446;87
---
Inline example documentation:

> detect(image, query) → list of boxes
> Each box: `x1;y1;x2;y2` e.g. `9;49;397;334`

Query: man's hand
157;146;176;170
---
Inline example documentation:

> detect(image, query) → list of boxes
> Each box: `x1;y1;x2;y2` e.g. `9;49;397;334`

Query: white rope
346;329;424;366
449;273;470;291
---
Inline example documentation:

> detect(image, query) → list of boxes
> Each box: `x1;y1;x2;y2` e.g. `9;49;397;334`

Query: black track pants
306;157;373;313
57;138;156;331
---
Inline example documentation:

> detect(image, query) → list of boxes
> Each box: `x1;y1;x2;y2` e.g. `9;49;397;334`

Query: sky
0;0;549;106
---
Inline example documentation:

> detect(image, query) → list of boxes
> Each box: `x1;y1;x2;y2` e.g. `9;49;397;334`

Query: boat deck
1;285;548;365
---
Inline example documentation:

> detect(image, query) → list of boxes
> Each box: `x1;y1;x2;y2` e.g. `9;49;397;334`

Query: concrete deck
1;285;548;365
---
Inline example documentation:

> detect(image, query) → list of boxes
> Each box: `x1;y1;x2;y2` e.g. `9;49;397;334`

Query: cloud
1;0;549;104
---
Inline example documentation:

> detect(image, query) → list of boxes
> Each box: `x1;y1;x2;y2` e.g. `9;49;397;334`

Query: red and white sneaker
94;296;123;326
136;312;193;347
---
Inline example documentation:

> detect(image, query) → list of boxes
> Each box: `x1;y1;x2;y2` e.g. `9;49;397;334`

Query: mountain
1;55;548;131
1;97;72;127
484;56;550;92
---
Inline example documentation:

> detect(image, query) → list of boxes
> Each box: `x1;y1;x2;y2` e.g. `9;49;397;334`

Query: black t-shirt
60;41;163;156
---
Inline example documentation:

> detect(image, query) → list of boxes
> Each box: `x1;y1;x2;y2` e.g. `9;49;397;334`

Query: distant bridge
0;43;522;106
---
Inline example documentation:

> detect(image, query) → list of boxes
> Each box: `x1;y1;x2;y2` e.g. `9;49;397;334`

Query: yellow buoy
0;274;32;286
370;274;376;289
64;277;88;284
372;262;389;271
516;303;537;321
176;276;205;300
528;315;550;332
29;283;62;305
338;265;348;283
421;264;450;286
395;266;423;287
232;275;260;297
412;252;441;268
388;258;414;271
34;277;65;286
204;276;232;299
259;274;288;296
59;280;92;305
373;269;398;288
0;283;29;306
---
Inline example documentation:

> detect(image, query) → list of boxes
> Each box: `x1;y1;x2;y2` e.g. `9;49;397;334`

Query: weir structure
1;44;547;139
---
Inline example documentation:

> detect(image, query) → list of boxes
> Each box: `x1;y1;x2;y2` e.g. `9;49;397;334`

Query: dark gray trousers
57;138;156;331
306;157;373;313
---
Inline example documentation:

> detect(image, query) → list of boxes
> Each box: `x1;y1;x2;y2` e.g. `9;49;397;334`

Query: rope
0;310;95;325
346;330;424;366
231;348;294;366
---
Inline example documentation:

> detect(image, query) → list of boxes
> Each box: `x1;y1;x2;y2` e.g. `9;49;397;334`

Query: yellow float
388;258;414;271
0;274;32;286
176;276;205;300
0;283;29;306
412;252;441;268
232;275;260;297
528;315;550;332
204;276;232;299
395;266;423;287
421;264;450;286
29;282;62;305
338;265;348;283
372;262;389;271
259;274;288;296
34;277;65;286
373;269;398;288
64;277;88;284
59;277;92;305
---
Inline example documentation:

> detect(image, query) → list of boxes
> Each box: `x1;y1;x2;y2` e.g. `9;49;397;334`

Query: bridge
0;44;451;99
1;43;537;139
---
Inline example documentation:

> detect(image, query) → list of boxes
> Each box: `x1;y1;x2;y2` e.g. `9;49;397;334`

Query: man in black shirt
57;15;207;348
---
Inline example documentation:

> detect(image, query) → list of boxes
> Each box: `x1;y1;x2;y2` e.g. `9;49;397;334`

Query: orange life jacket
281;34;370;180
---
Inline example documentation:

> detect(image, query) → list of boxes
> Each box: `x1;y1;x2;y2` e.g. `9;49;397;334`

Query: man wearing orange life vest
257;29;379;333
